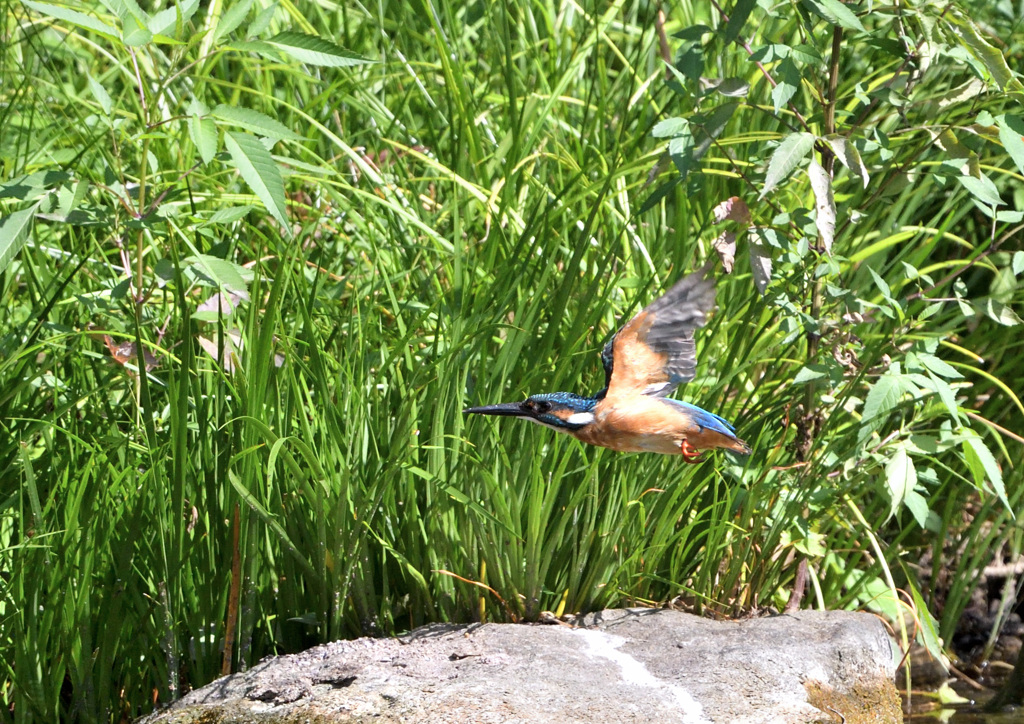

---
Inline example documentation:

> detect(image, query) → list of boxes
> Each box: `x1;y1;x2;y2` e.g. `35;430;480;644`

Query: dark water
906;682;1024;722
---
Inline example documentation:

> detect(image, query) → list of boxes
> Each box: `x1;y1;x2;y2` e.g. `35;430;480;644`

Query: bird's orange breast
572;396;743;454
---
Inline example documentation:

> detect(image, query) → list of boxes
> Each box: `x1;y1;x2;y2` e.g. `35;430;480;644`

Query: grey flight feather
601;263;717;398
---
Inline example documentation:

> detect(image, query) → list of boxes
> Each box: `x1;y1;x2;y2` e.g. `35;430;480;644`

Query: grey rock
142;609;901;723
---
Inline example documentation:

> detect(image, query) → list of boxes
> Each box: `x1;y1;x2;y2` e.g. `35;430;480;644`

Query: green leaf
761;131;814;197
22;0;118;39
673;25;707;84
105;0;149;23
203;206;255;225
121;13;152;46
804;0;865;32
87;74;113;115
189;115;217;164
916;353;962;379
862;373;903;424
265;31;374;67
213;0;253;42
866;265;891;300
0;170;72;201
961;433;1008;508
183;254;251;298
924;371;960;425
793;364;827;384
937;682;968;705
0;204;38;276
224;131;290;232
947;13;1024;98
652;117;688;138
903;571;946;664
246;1;276;37
1013;250;1024;276
986;299;1022;326
724;0;756;43
667;128;696;179
997;115;1024;177
903;490;930;529
958;174;1003;207
212;104;304;142
771;57;799;111
884;445;917;521
148;0;198;37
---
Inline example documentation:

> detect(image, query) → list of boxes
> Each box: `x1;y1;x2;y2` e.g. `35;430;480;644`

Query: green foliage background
1;0;1023;719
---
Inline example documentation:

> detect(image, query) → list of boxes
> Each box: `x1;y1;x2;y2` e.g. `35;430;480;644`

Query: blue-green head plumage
464;391;598;430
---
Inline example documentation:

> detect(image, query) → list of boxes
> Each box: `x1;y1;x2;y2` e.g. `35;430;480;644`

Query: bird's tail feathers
728;437;752;455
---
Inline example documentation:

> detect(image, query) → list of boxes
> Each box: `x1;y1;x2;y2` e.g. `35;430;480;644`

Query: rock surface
142;609;901;723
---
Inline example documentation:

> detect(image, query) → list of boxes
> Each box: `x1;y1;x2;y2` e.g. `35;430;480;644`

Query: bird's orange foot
681;440;705;464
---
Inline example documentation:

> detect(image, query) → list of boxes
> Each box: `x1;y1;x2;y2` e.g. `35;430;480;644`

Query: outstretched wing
602;263;716;401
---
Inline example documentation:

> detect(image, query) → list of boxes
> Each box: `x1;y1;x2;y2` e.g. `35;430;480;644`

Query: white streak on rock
575;629;710;724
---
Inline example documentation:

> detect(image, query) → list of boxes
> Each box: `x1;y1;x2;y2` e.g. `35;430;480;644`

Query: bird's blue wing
603;264;716;401
662;398;736;436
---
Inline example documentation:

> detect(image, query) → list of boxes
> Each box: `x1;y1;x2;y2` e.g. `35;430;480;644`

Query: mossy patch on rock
805;678;904;723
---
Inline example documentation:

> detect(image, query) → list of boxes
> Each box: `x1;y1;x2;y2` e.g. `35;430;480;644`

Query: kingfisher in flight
464;264;750;463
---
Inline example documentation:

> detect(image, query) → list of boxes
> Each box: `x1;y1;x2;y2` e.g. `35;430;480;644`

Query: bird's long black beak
463;402;528;417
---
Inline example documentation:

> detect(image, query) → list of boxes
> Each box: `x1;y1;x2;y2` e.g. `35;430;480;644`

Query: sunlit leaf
805;0;865;32
246;0;276;37
148;0;199;37
958;174;1003;207
189;115;217;164
862;372;904;425
947;13;1024;99
22;0;118;39
985;299;1022;326
997;115;1024;177
265;31;374;67
0;204;38;276
771;57;799;111
87;74;112;115
183;254;251;299
884;445;917;521
903;490;930;528
121;13;152;46
213;105;305;142
867;265;891;300
761;131;815;197
794;364;828;384
203;206;255;225
916;354;962;379
653;117;688;138
224;131;290;232
903;572;947;666
961;433;1008;508
923;371;960;425
213;0;252;42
